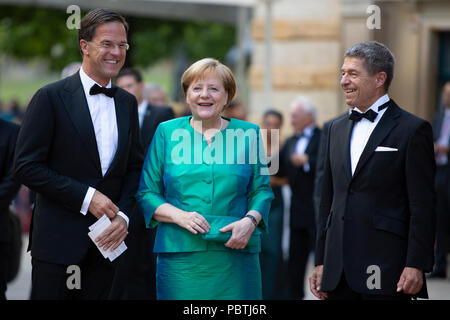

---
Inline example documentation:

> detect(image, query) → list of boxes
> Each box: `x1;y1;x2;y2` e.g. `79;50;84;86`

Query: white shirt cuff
117;211;129;227
81;187;96;215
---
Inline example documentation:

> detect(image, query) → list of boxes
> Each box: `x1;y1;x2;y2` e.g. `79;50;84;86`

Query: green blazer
136;116;274;253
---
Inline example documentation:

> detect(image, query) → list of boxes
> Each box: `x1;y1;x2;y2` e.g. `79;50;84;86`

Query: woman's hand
219;217;256;249
175;211;211;235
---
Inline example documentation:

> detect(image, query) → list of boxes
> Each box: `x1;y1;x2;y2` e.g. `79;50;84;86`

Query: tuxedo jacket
14;72;144;265
280;127;321;230
0;119;20;243
140;104;175;154
315;100;436;298
313;114;347;224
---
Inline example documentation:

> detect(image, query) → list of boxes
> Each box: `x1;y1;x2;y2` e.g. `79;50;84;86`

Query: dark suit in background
280;126;321;299
110;102;174;299
430;105;450;277
0;119;21;300
316;100;435;298
14;72;144;299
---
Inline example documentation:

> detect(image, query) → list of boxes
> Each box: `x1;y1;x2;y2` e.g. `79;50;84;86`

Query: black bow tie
89;84;117;98
349;109;378;123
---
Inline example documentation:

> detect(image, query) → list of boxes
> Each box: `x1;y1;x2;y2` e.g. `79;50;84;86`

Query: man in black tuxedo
310;41;435;300
279;96;321;299
0;119;21;300
429;81;450;278
14;9;144;299
111;68;174;299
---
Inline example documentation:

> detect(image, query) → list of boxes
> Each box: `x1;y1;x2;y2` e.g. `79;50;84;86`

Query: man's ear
375;72;387;89
80;40;89;57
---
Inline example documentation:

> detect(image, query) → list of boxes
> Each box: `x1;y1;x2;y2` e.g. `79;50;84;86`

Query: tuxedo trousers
327;272;411;300
434;164;450;272
30;242;116;300
0;243;9;300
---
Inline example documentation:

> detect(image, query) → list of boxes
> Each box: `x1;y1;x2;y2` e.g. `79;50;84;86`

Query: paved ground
6;234;450;300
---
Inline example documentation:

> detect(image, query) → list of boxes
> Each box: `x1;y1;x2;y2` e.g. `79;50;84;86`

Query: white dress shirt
294;124;316;172
138;99;149;129
78;67;128;225
350;94;390;175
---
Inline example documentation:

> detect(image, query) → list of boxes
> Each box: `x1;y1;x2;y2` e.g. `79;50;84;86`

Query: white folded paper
375;146;398;152
88;215;127;262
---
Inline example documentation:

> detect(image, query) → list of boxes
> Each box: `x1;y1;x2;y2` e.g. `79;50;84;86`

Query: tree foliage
0;5;236;70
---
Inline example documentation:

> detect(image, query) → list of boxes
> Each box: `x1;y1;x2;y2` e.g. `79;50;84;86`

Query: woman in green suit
136;58;274;300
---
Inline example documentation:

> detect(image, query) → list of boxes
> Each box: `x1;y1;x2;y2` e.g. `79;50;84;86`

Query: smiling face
186;72;228;122
340;56;386;111
80;22;127;86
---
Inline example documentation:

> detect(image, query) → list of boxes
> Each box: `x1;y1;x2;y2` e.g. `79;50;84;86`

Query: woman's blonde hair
181;58;236;107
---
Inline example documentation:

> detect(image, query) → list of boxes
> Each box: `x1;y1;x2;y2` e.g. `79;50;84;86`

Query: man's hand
309;265;328;300
95;215;128;251
396;267;423;295
290;154;308;167
88;190;119;219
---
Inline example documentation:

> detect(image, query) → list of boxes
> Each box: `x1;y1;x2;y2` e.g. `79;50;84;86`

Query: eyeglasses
89;41;130;51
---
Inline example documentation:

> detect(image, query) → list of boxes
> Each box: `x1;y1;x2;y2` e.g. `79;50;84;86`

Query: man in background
429;80;450;279
0;119;21;300
280;96;321;299
113;67;174;299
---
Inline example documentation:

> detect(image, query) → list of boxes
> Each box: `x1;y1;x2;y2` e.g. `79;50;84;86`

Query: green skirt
156;250;262;300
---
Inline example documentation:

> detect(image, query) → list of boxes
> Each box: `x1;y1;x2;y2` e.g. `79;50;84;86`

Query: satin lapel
342;118;354;182
105;88;129;177
61;73;102;174
352;104;400;180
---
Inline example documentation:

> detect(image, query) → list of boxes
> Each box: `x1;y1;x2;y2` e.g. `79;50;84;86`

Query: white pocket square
375;146;398;152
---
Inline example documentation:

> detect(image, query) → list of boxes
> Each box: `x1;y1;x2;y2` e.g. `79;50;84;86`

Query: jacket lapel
61;73;102;174
105;87;129;177
352;101;400;180
334;116;353;183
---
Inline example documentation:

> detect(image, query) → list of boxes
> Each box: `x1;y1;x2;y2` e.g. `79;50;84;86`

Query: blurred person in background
112;67;174;299
222;98;247;121
259;109;288;299
60;62;82;79
429;80;450;279
280;96;321;300
145;82;169;108
0;118;21;300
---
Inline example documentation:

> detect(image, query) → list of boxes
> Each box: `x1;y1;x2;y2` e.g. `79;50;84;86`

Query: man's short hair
263;109;283;125
290;95;317;121
116;67;143;83
344;41;395;91
78;8;129;55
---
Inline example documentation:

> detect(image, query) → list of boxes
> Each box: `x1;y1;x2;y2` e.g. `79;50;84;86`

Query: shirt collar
79;66;112;97
300;124;316;138
351;93;390;114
